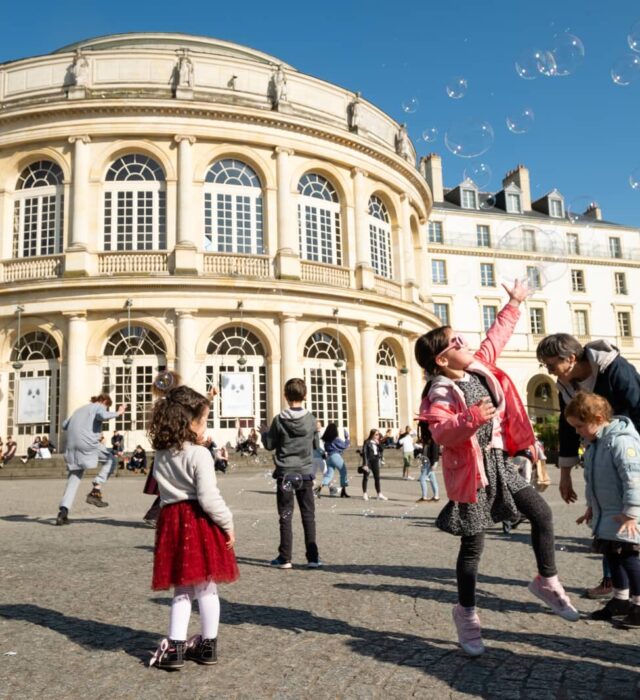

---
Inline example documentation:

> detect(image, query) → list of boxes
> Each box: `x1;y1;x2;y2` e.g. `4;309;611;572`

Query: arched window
304;332;348;427
102;326;167;438
376;341;399;430
103;154;166;251
13;161;64;258
297;173;342;265
7;331;61;448
206;327;267;432
204;159;264;254
368;196;393;279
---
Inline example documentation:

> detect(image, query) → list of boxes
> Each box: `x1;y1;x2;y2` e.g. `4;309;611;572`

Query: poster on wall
220;372;254;417
377;378;395;420
17;376;50;424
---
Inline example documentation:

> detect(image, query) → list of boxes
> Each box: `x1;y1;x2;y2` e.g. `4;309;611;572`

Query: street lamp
333;308;344;369
123;299;134;366
237;300;248;366
12;305;25;370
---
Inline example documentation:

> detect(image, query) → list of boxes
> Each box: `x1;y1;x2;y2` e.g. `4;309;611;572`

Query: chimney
584;202;602;221
419;154;443;202
502;164;531;211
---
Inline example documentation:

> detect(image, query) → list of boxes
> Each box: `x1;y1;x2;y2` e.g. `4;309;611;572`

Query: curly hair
148;376;210;450
564;391;612;424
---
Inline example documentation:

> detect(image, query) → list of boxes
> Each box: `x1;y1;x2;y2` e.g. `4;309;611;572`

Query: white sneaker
406;475;415;480
362;493;369;501
377;493;388;500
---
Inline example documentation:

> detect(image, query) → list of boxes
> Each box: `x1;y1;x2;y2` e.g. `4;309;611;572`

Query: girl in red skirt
148;372;238;671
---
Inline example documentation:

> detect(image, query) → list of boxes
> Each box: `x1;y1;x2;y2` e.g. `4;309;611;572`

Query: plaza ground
0;463;638;699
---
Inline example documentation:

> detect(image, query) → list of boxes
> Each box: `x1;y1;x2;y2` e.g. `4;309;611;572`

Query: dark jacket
261;408;319;477
557;341;640;467
363;439;380;468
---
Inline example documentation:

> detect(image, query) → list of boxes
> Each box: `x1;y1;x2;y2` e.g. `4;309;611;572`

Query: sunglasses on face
436;334;468;360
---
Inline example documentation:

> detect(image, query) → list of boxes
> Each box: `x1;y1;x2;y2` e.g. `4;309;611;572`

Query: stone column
173;135;201;274
352;168;375;290
280;313;301;383
63;312;88;418
359;322;378;433
65;136;95;276
176;309;198;382
400;194;419;303
417;218;431;301
274;147;300;279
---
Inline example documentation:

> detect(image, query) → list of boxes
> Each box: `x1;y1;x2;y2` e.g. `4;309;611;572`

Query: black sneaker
55;507;69;526
86;490;109;508
185;636;217;665
591;597;631;621
620;603;640;628
150;639;185;671
270;556;292;569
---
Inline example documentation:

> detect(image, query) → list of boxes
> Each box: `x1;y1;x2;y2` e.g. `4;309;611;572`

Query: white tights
168;581;220;642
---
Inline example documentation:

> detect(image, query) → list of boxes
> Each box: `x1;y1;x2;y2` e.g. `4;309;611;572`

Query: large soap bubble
611;54;640;85
506;107;535;134
628;20;640;52
630;166;640;191
421;127;438;143
550;32;585;76
567;195;598;225
445;118;494;158
401;97;419;114
515;48;557;79
282;473;303;492
463;162;492;189
446;76;468;99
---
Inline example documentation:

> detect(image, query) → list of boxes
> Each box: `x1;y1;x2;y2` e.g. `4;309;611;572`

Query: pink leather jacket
418;303;535;504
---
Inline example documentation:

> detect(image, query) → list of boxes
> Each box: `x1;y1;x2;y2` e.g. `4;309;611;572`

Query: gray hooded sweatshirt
261;407;318;477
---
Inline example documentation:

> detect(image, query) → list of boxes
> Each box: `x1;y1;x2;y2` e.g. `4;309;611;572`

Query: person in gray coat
56;393;126;525
567;392;640;626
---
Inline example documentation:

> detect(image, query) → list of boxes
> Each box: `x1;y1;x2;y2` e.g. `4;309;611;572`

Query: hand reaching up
502;278;531;307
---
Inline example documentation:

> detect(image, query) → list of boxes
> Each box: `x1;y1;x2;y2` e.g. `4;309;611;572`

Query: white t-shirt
398;434;414;454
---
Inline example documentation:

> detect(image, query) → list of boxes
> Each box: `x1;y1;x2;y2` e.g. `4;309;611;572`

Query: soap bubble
282;473;303;492
495;225;567;287
550;32;585;76
154;371;175;392
446;76;467;99
445;118;494;159
361;509;375;517
506;107;535;134
281;509;293;521
611;54;640;85
630;167;640;191
480;193;496;210
401;97;419;114
463;163;492;189
628;20;640;52
515;48;555;79
422;127;438;143
567;195;598;224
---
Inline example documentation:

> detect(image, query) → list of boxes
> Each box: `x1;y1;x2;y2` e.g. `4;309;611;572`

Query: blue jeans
322;452;348;487
419;459;439;499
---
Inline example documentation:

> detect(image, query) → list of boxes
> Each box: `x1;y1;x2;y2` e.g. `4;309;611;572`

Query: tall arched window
102;326;167;440
376;341;399;430
304;332;348;427
13;161;64;258
204;159;264;254
368;196;393;279
297;173;342;265
206;327;267;432
7;331;61;449
104;154;166;251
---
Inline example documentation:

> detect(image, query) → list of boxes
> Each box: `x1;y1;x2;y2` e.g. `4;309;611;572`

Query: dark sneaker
55;507;69;526
270;556;292;569
185;635;217;665
585;577;614;600
86;490;109;508
307;560;324;569
619;603;640;628
591;597;631;621
149;638;185;671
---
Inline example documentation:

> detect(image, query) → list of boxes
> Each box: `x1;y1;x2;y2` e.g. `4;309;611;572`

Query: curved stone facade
0;33;435;450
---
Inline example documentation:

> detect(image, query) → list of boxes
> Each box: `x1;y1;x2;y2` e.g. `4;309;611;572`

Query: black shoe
340;488;351;498
55;507;69;526
314;486;322;498
619;603;640;627
151;639;185;671
86;489;109;508
185;636;217;665
502;521;512;535
591;597;631;621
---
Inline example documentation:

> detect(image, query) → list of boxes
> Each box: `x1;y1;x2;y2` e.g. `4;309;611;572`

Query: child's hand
117;403;127;415
225;530;236;549
576;507;592;525
502;278;531;306
475;397;496;423
614;513;639;538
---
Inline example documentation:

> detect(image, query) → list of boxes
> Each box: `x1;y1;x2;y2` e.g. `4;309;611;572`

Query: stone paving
0;463;638;699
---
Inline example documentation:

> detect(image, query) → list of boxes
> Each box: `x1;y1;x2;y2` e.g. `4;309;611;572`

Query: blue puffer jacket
584;416;640;544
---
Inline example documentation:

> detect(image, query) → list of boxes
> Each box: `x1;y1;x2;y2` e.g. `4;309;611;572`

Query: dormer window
549;198;564;218
506;192;521;213
461;188;477;209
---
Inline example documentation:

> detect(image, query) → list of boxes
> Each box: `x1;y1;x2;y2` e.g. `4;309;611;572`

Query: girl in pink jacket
415;280;578;656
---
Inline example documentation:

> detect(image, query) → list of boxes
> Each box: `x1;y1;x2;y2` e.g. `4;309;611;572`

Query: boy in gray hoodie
261;378;321;569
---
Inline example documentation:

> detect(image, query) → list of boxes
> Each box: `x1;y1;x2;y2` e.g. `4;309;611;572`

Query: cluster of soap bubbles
515;31;585;79
361;508;375;517
612;19;640;86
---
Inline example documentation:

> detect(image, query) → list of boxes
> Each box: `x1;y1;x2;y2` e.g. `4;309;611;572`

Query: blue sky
2;0;639;226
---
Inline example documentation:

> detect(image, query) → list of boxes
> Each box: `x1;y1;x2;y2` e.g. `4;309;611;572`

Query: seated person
128;445;147;474
2;436;17;467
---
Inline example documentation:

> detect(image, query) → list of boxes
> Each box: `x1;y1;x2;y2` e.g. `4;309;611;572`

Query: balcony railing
0;255;63;282
203;253;271;278
374;275;403;299
98;252;168;274
300;260;351;287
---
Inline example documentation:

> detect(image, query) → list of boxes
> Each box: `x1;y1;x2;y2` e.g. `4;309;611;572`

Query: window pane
482;305;497;331
476;225;490;247
433;303;449;325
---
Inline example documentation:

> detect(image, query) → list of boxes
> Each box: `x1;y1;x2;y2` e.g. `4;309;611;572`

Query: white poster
221;372;254;417
378;378;395;420
17;376;50;424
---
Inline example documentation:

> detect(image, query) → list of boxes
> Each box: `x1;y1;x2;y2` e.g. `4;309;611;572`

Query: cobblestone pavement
1;465;638;700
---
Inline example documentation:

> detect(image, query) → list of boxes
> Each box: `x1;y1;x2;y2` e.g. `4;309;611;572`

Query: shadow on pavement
0;514;151;529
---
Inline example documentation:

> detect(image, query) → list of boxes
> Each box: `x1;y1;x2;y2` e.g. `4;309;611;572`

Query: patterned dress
436;372;529;537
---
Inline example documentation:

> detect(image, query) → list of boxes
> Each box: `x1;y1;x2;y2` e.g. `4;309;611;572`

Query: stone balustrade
0;255;63;283
300;260;352;288
98;252;169;275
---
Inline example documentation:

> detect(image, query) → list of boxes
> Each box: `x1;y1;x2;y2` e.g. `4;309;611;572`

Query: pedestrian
416;421;440;503
128;444;147;473
537;332;640;599
148;371;238;671
568;392;640;626
311;420;327;479
397;425;415;479
315;423;351;498
55;394;126;525
1;436;17;467
360;429;388;501
246;428;259;457
416;279;578;657
260;377;322;569
37;436;52;459
20;436;41;463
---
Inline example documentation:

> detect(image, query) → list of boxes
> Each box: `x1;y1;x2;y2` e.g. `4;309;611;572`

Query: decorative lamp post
123;299;134;366
237;300;248;366
12;305;25;370
333;308;344;369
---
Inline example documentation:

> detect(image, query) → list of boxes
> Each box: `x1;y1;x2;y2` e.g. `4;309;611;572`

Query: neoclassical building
0;33;436;450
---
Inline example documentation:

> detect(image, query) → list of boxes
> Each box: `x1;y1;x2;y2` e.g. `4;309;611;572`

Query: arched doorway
526;374;559;423
303;331;348;429
376;341;400;432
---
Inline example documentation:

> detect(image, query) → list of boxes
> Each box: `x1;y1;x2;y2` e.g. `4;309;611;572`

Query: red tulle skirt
152;500;239;591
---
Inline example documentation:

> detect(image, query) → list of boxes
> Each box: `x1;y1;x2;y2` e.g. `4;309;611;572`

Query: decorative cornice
174;135;196;145
68;135;91;144
274;146;294;157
